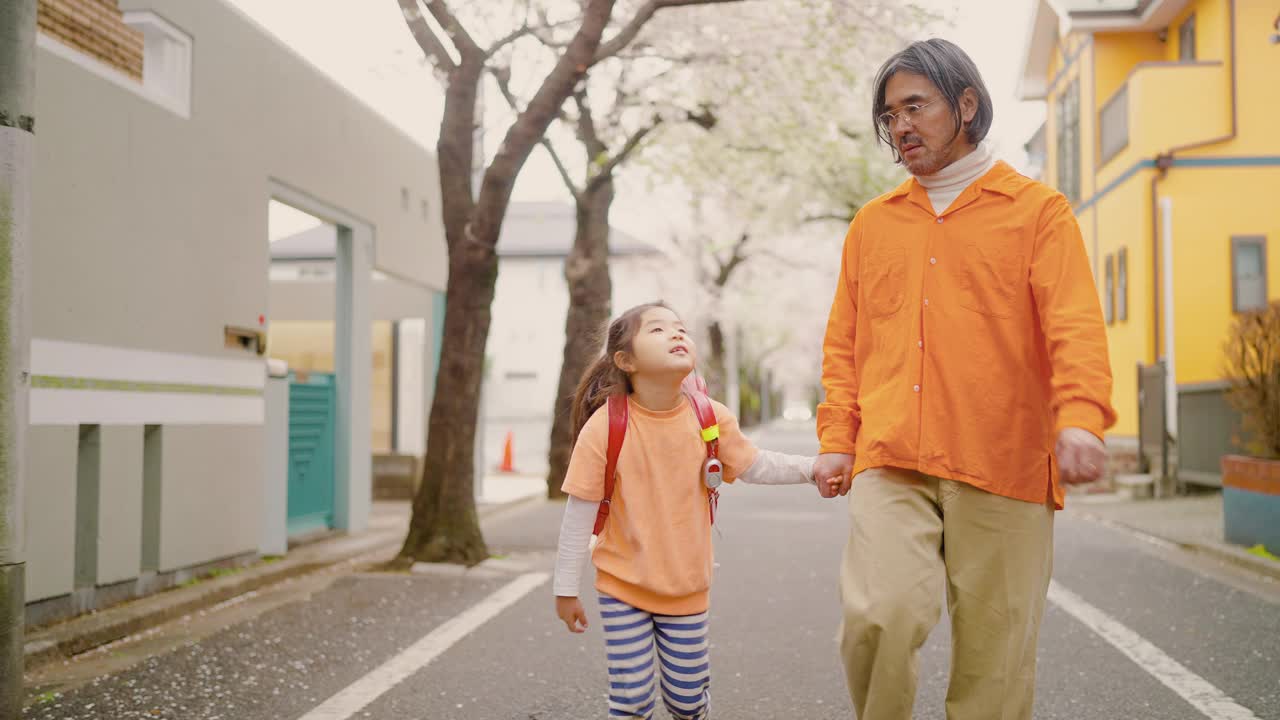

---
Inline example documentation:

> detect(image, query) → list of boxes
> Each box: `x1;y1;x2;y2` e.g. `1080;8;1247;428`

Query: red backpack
592;374;724;536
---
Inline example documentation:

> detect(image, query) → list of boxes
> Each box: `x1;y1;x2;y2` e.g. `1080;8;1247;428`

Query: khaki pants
840;467;1054;720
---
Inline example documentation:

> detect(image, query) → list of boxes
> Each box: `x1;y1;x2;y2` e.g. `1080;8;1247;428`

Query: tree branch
485;17;578;58
397;0;457;71
542;138;584;200
485;22;534;58
423;0;483;61
593;0;747;65
714;232;751;288
475;0;615;241
803;211;856;225
485;63;581;199
586;117;663;192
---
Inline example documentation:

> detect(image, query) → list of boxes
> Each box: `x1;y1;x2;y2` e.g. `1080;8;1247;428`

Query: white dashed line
1048;580;1261;720
297;572;549;720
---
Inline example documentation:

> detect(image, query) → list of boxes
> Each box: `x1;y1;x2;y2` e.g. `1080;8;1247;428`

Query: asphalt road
24;420;1280;719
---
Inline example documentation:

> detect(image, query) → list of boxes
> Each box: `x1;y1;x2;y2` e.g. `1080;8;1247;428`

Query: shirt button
918;340;923;348
924;298;930;306
936;217;944;224
913;384;921;393
930;257;937;265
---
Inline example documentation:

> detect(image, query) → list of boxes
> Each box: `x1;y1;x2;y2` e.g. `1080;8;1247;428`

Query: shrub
1224;301;1280;459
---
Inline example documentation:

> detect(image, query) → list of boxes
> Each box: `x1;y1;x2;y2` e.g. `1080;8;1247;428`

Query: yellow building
1020;0;1280;484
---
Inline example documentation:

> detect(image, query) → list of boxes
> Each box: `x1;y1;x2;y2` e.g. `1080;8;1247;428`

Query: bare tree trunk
545;179;615;499
398;0;616;565
705;319;727;399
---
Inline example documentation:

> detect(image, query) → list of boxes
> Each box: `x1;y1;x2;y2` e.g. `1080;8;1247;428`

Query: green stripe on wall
31;375;263;397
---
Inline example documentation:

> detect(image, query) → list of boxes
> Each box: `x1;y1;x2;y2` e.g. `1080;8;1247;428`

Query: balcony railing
1096;61;1229;170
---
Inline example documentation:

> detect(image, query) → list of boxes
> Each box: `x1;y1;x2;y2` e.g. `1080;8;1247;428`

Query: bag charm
702;457;724;489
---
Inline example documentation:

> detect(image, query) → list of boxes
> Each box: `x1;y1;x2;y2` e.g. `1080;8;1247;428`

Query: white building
481;202;674;474
25;0;445;623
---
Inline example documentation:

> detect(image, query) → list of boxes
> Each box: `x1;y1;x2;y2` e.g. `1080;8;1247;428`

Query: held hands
812;453;855;498
1056;427;1107;485
556;596;589;634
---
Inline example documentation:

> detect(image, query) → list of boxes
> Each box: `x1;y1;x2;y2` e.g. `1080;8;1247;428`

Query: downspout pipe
1148;0;1239;441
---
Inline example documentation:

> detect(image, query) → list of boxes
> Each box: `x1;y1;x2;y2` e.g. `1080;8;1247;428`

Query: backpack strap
593;394;628;536
683;387;722;526
683;389;720;459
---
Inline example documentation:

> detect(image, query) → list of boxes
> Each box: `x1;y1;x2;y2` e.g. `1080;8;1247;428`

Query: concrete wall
156;426;263;572
96;426;144;586
24;428;78;602
269;271;438;324
24;0;445;603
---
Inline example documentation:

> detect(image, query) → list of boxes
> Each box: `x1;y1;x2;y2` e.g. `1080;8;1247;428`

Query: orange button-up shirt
818;161;1116;508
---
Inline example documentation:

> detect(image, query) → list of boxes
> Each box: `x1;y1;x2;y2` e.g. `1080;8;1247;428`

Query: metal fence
1137;362;1169;482
1177;381;1246;487
1138;362;1249;489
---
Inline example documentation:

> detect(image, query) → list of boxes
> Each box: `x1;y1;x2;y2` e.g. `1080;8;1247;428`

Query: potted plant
1221;300;1280;556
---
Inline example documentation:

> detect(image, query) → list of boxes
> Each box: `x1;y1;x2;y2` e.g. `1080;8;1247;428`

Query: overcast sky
227;0;1048;239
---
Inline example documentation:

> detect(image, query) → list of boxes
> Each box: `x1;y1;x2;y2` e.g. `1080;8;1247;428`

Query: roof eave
1018;0;1060;102
1061;0;1190;32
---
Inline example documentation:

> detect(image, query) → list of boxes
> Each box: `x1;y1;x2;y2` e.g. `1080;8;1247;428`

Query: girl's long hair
570;302;671;444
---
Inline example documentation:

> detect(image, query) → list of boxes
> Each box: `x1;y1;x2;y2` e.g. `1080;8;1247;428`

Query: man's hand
556;596;589;633
813;453;855;497
1056;427;1106;485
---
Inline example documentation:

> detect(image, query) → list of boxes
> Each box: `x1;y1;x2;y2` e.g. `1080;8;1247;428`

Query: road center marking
297;572;549;720
1048;580;1261;720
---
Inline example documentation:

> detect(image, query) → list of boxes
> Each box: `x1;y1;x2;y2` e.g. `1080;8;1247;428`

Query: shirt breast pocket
958;242;1023;319
863;245;906;319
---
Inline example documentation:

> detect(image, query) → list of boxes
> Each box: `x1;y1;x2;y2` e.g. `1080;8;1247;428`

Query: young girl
553;302;831;719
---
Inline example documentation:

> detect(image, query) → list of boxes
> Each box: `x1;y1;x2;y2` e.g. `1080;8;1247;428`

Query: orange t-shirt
561;396;758;616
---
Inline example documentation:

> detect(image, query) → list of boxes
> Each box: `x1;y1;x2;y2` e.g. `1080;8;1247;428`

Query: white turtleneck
915;142;996;215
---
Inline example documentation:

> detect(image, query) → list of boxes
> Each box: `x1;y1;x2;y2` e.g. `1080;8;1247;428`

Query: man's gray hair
872;39;994;163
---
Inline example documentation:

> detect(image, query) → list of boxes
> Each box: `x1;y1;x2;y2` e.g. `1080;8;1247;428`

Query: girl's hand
556;596;589;633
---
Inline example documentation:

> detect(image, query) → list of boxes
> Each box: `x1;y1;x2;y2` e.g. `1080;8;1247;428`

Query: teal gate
288;372;336;536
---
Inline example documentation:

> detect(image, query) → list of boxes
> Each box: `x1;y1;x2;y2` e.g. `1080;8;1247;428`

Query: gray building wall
157;426;263;572
96;426;144;586
25;0;446;605
25;428;78;603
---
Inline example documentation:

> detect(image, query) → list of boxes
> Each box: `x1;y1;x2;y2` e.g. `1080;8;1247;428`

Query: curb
1077;511;1280;584
23;493;546;672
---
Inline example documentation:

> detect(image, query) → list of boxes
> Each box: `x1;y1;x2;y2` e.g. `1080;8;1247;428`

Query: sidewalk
24;480;546;673
478;471;545;505
1070;491;1280;582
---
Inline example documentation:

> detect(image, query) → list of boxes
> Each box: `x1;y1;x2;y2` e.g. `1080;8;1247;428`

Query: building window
1104;254;1115;324
1232;236;1268;313
1117;247;1128;322
1178;14;1197;61
121;11;193;118
1056;78;1081;204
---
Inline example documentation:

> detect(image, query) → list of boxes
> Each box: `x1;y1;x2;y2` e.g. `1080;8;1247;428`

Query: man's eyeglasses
878;99;940;129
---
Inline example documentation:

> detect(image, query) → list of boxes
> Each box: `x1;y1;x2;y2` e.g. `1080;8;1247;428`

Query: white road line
1047;580;1261;720
297;572;549;720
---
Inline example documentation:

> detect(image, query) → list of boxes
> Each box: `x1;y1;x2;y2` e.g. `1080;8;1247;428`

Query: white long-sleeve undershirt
553;450;815;597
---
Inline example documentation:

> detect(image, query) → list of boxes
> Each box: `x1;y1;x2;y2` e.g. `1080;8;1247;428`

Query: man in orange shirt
813;40;1116;720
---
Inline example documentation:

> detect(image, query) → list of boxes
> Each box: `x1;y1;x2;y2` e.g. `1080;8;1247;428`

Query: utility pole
0;1;36;716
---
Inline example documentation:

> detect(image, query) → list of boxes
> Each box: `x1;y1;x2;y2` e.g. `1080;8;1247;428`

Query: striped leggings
600;595;711;719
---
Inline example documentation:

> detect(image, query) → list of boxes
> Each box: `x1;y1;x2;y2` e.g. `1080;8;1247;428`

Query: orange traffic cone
498;431;516;473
